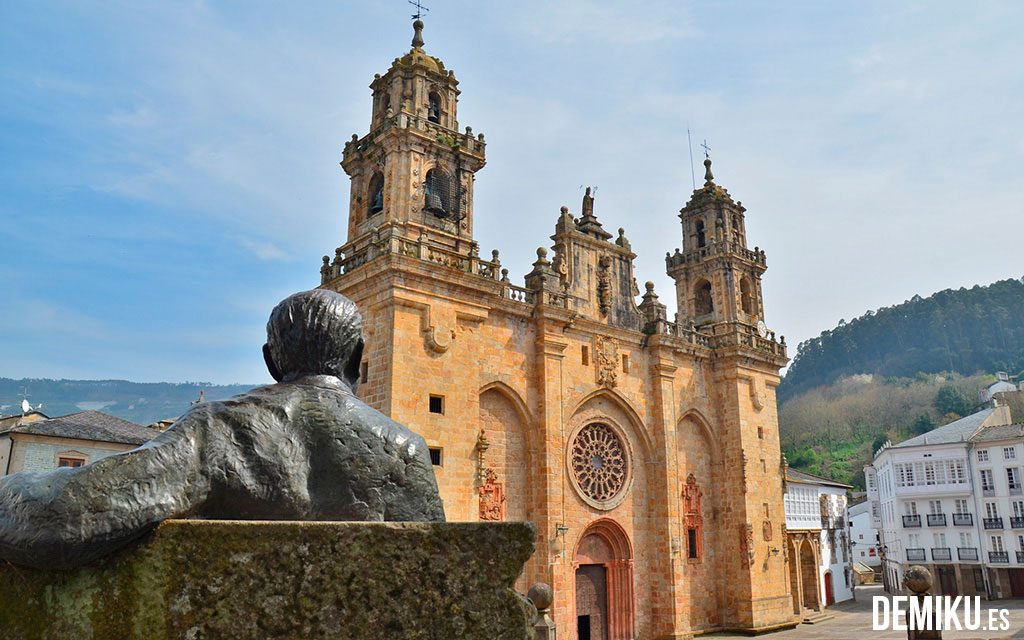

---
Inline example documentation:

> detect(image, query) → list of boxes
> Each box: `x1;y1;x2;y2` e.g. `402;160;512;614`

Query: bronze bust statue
0;289;444;570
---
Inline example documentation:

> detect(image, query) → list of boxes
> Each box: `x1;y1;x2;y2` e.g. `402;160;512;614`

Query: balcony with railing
906;548;926;562
953;513;974;526
665;241;767;271
902;514;922;528
990;551;1010;564
984;517;1004;530
931;547;952;562
1011;517;1024;529
927;513;947;527
983;486;996;497
1011;484;1023;496
958;547;979;561
1018;552;1024;564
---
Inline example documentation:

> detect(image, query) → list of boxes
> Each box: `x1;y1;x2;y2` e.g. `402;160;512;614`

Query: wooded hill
778;276;1024;490
779;278;1024;402
778;372;1017;490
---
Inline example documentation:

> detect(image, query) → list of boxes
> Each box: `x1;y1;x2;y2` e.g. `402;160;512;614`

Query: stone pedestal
0;519;536;640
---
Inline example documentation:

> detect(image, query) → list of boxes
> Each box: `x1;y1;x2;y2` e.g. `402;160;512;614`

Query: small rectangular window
429;447;443;466
757;426;764;439
687;528;699;559
58;457;85;468
621;354;629;374
582;345;589;366
429;395;445;415
360;362;368;384
978;450;990;462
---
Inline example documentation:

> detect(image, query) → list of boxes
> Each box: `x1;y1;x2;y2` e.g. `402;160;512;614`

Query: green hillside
779;372;1012;490
779;276;1024;490
0;378;258;426
780;278;1024;402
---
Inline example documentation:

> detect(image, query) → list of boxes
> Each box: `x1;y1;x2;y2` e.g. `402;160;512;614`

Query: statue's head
263;289;364;387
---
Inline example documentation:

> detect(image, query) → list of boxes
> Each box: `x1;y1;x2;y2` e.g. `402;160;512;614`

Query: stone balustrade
344;113;485;160
665;240;767;270
322;232;786;359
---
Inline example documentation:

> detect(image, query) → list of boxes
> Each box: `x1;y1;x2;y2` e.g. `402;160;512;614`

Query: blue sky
1;1;1022;384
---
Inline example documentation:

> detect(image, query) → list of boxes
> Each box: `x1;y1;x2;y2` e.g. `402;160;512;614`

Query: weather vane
700;139;711;160
409;0;429;20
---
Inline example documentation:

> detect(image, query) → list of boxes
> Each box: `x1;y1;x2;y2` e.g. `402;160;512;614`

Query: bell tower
340;19;486;253
666;156;767;328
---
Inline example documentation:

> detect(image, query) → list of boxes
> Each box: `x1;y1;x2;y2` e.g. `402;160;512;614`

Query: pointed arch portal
573;519;635;640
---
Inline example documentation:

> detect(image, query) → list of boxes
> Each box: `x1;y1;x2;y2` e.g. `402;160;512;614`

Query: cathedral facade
320;20;796;639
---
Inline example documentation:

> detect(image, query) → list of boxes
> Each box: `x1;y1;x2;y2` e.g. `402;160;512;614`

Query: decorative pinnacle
703;157;714;184
412;19;425;48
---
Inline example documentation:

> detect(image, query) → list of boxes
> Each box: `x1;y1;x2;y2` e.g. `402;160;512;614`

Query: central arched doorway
573;519;634;640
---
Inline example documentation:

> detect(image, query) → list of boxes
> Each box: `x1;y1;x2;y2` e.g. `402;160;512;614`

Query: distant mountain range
0;378;258;426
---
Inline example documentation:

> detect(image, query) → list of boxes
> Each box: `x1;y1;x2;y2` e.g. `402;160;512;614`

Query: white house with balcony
866;405;1013;597
968;418;1024;598
784;469;853;618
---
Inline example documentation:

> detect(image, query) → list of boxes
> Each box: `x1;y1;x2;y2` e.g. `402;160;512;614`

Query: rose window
571;423;628;506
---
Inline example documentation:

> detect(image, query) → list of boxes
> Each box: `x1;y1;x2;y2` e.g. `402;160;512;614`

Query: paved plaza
706;585;1024;639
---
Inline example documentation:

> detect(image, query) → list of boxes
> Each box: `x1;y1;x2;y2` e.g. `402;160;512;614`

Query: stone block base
0;519;536;640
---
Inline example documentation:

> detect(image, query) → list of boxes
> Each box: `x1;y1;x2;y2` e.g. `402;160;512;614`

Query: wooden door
938;566;958;596
576;564;608;640
1009;569;1024;597
824;572;834;606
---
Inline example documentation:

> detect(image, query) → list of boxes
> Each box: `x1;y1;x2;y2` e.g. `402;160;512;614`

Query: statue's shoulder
167;383;295;432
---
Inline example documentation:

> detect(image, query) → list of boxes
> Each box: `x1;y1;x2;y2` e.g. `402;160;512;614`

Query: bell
425;193;445;216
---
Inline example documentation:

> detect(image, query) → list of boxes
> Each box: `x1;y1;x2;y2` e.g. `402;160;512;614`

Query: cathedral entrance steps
800;610;835;625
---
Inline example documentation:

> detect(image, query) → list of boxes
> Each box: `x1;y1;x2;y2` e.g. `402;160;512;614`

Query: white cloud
240;238;290;262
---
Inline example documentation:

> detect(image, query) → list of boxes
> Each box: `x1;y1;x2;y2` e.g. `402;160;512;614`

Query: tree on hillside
912;413;935;435
935;384;973;418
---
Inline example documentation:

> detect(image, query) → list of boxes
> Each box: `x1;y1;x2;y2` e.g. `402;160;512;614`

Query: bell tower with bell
339;17;486;255
666;150;768;329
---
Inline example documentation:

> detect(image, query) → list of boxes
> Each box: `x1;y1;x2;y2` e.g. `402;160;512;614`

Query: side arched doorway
573;519;635;640
799;539;820;612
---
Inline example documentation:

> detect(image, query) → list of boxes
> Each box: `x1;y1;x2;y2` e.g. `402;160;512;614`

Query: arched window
368;172;384;215
695;220;707;248
428;92;441;124
424;168;453;218
381;92;391;115
740;277;754;315
695;280;713;316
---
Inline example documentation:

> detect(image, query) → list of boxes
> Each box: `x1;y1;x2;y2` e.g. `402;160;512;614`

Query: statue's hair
265;289;363;383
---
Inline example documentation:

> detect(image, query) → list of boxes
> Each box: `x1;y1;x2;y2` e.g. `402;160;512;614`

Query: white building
0;410;156;475
848;500;880;570
784;468;853;616
968;420;1024;597
866;404;1014;597
980;372;1019;404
